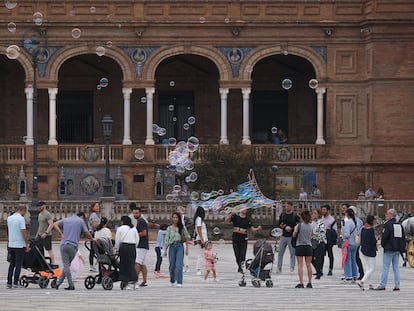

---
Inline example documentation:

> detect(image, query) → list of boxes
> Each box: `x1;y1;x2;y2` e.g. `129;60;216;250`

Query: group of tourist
276;201;406;290
6;200;406;291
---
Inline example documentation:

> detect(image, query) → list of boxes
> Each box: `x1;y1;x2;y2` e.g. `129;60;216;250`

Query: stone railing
0;145;26;162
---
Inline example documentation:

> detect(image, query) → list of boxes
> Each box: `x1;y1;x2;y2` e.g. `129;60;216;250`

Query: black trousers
311;242;325;277
232;238;248;270
323;243;334;272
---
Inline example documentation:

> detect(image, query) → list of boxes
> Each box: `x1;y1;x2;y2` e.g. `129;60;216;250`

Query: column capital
315;87;326;95
122;87;133;96
219;88;229;96
242;87;251;96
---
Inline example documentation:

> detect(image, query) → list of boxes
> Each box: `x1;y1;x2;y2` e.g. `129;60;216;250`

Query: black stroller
239;239;275;288
19;239;61;288
84;237;121;290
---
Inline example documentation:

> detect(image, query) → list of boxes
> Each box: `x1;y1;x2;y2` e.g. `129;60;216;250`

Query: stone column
145;87;155;145
122;87;133;145
24;87;34;145
48;88;58;145
241;88;251;145
315;87;326;145
219;88;229;144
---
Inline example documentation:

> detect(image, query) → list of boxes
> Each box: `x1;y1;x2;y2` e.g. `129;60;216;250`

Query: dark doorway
57;91;94;143
252;91;288;144
158;91;194;142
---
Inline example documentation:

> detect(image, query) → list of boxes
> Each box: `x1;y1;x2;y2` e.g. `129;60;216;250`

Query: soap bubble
99;77;109;88
188;116;196;125
6;45;20;60
199;17;206;24
95;46;106;57
7;22;16;33
106;41;113;48
90;6;96;13
183;123;190;130
5;1;18;10
33;12;43;26
281;78;292;90
168;105;174;111
169;81;175;87
71;28;81;39
134;148;145;160
271;127;278;134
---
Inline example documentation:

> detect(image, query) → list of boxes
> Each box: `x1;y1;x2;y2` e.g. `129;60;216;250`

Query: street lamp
102;115;113;196
271;165;279;224
23;30;43;238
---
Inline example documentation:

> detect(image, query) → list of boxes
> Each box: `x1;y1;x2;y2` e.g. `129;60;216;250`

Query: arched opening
57;54;123;143
0;55;27;144
251;54;317;144
154;54;220;143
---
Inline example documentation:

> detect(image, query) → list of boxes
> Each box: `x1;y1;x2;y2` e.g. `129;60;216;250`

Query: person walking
154;224;168;277
321;204;337;276
36;201;55;264
225;207;262;273
194;206;208;276
133;206;150;288
7;206;30;289
276;202;300;273
53;212;93;290
358;215;377;290
88;201;100;272
164;212;190;287
342;208;359;283
375;209;406;291
293;210;313;288
115;216;139;290
310;208;326;279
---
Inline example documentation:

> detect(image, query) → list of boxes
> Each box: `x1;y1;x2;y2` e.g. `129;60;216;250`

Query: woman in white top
115;216;139;290
193;206;208;275
94;217;112;239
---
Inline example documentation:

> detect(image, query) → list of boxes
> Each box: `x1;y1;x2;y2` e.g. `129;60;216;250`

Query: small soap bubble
33;12;43;26
95;46;106;57
7;22;16;33
71;28;81;39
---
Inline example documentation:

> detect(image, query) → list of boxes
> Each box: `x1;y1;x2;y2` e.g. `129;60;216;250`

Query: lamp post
271;165;278;225
23;32;41;238
102;115;113;196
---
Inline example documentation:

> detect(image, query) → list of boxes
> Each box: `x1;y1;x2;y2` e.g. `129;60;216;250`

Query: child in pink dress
204;241;217;281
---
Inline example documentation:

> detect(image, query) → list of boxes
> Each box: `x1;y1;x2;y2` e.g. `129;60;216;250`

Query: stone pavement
0;239;413;311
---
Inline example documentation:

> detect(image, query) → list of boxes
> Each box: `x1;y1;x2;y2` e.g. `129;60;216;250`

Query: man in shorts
36;201;55;264
133;206;149;288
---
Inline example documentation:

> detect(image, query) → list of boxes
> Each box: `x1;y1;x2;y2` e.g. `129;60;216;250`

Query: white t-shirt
95;227;112;239
195;216;208;242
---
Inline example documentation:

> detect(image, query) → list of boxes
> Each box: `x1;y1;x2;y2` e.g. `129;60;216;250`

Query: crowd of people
6;200;407;291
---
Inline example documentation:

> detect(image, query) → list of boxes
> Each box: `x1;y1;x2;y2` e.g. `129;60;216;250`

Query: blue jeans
7;247;26;285
168;242;184;285
344;244;359;279
58;243;77;288
277;236;295;271
380;251;400;289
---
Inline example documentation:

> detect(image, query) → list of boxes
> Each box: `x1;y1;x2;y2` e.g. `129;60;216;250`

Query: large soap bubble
7;22;16;33
5;1;18;10
6;45;20;59
71;28;81;39
96;46;106;57
33;12;43;26
281;78;292;90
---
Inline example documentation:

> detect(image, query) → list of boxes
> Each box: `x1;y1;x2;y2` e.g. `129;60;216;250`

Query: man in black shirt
225;208;262;273
276;201;300;273
133;206;149;288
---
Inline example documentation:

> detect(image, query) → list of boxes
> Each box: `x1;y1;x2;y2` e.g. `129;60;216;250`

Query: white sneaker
177;284;183;288
125;285;133;290
196;270;202;276
170;282;176;287
134;284;140;290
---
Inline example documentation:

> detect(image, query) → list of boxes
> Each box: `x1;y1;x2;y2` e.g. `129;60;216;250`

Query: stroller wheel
38;276;49;289
19;276;29;288
102;276;113;290
238;280;246;287
265;280;273;288
94;275;102;284
84;276;96;290
50;279;57;288
252;279;261;288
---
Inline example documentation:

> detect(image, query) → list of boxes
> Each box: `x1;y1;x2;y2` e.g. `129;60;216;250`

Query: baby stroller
84;237;121;290
19;239;62;288
239;239;275;288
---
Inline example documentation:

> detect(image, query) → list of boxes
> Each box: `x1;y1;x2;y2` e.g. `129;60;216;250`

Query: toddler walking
204;241;217;282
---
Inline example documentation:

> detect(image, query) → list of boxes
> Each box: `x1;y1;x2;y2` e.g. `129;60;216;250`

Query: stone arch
0;47;34;82
241;45;327;81
46;45;135;82
144;45;230;81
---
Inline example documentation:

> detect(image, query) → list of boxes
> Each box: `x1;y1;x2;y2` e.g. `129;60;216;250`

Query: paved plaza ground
0;239;413;311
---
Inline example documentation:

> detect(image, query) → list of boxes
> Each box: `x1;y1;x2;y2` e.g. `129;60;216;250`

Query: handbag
180;228;190;243
291;223;301;248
